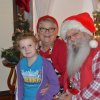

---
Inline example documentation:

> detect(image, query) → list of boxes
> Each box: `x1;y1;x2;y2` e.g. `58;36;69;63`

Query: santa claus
59;12;100;100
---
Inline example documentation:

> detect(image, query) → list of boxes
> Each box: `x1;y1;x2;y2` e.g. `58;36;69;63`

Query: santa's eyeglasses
66;32;79;40
38;27;56;33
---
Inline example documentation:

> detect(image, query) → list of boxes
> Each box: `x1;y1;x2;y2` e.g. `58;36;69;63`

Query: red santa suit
60;12;100;100
64;42;100;100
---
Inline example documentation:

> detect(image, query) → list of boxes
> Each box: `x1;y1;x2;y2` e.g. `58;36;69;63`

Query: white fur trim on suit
60;20;93;40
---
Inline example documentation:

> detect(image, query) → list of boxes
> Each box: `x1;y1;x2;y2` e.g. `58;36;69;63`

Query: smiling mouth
26;52;31;55
44;35;51;38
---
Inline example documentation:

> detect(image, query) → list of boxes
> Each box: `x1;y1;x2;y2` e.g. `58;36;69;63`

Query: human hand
40;83;49;95
58;93;72;100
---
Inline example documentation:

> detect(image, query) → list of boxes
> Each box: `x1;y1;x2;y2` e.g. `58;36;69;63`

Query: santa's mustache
68;37;90;48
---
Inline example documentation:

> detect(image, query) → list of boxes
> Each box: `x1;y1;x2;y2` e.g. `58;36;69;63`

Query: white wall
0;0;96;91
48;0;94;34
0;0;13;91
34;0;94;34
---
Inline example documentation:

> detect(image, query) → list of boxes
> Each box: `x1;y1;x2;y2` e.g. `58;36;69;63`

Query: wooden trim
0;90;15;100
13;0;18;32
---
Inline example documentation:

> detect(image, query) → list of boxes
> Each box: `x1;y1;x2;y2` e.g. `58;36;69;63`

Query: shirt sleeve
42;59;60;99
52;39;68;87
74;51;100;100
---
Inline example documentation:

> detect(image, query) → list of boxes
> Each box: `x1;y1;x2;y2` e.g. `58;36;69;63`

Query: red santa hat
37;15;58;32
60;12;98;48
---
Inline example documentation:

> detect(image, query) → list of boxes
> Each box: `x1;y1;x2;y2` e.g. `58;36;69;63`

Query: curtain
35;0;54;18
33;0;54;32
24;0;33;29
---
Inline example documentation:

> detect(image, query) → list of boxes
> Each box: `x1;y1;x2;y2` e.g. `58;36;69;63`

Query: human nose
66;35;75;40
24;47;29;51
45;29;50;33
70;36;76;41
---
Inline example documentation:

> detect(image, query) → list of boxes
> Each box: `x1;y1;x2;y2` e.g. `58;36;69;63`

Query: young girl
15;32;59;100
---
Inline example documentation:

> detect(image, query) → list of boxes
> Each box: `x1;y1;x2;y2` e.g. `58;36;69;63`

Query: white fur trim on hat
60;20;93;40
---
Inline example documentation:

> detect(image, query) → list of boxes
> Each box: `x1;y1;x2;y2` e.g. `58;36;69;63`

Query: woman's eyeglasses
38;27;56;33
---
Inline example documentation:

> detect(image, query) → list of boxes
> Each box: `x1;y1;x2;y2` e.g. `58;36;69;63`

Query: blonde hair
15;32;39;49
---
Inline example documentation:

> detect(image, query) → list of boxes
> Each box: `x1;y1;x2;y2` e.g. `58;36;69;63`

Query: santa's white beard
67;38;90;77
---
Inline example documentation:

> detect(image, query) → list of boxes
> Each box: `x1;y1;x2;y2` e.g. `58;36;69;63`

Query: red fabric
63;12;96;33
64;41;100;94
64;73;79;95
39;49;51;58
72;44;100;99
63;72;79;95
69;88;79;95
16;0;30;12
97;56;100;62
51;38;67;88
63;72;68;91
39;38;67;88
80;42;100;89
